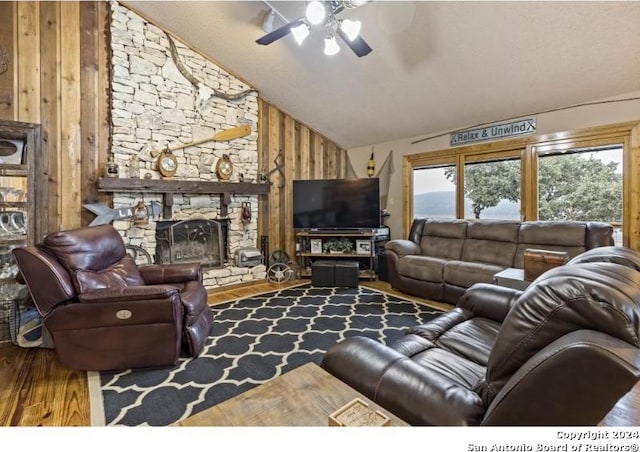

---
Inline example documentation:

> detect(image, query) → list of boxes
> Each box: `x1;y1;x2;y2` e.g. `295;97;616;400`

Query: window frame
404;121;640;248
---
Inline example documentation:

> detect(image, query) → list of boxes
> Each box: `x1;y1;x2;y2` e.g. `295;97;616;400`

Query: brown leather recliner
12;224;214;371
322;246;640;425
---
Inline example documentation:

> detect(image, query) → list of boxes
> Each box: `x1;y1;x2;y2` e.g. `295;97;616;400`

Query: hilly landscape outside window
537;145;623;245
413;164;456;219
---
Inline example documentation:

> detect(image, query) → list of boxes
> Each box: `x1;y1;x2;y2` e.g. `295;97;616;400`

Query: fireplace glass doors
155;219;224;268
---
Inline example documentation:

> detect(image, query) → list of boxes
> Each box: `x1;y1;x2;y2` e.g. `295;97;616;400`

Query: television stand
296;230;376;281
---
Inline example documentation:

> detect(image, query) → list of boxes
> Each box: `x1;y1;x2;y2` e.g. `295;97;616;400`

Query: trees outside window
444;159;520;219
537;148;622;223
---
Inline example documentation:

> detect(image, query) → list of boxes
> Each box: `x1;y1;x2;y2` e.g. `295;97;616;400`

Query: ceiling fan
256;0;373;57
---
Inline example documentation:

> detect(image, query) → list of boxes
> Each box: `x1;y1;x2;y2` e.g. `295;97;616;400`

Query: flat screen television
293;178;381;230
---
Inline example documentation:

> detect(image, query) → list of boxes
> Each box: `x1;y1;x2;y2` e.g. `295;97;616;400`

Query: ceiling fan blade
336;29;373;57
256;18;304;46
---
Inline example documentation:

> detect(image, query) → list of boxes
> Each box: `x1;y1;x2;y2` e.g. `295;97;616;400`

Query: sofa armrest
138;263;202;285
322;336;485;425
482;330;640;425
385;239;421;258
78;285;180;303
456;283;522;323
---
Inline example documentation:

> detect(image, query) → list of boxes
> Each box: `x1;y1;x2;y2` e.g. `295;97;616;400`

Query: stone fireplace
108;3;266;289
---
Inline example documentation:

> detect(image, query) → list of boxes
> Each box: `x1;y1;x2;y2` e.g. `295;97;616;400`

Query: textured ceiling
123;1;640;149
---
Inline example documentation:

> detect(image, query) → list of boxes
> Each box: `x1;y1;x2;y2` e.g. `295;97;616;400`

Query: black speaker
377;250;390;282
260;235;269;265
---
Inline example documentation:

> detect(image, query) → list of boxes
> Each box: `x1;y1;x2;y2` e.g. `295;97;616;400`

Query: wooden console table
96;177;270;218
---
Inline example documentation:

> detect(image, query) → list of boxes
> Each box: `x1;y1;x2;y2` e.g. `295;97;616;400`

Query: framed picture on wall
310;239;323;254
356;240;372;255
0;139;24;164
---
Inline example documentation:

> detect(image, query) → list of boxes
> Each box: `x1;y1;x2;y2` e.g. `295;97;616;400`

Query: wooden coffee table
175;362;408;426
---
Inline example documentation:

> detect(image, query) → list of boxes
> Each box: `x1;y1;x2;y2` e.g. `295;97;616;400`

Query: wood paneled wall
0;1;110;238
258;98;347;263
1;1;347;256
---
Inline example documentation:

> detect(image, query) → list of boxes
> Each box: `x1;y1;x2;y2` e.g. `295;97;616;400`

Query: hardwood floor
0;279;638;426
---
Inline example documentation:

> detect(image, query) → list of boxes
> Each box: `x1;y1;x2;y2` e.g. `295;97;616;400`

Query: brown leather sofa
322;246;640;425
12;224;214;371
385;219;614;303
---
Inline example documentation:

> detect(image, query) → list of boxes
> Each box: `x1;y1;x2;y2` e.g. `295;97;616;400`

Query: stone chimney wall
109;2;265;288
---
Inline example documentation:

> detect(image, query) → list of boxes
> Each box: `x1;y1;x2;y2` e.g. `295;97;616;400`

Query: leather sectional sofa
385;218;614;303
322;246;640;425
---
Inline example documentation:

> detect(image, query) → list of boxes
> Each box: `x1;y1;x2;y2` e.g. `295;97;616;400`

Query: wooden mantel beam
96;177;270;218
96;177;271;195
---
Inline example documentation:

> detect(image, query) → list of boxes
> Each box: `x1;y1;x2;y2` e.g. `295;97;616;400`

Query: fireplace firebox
155;219;228;267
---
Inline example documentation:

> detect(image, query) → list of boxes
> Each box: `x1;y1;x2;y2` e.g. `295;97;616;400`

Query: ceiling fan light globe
306;1;326;25
340;19;361;41
324;35;340;56
262;10;276;33
291;23;310;45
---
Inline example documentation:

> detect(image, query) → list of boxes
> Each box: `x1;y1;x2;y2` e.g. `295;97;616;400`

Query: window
404;121;640;247
537;145;623;244
463;158;521;220
413;164;456;219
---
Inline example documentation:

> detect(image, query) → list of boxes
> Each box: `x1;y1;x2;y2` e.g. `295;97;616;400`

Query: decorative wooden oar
150;125;251;157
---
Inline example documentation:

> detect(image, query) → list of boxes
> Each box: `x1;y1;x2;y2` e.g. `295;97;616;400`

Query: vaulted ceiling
124;1;640;149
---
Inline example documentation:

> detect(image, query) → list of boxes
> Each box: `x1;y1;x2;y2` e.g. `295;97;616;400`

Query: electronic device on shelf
292;178;381;230
373;227;390;241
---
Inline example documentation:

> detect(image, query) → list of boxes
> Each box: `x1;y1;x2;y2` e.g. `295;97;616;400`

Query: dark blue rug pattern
92;285;442;426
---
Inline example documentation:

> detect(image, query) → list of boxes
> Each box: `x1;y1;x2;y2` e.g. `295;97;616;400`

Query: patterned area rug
87;284;443;426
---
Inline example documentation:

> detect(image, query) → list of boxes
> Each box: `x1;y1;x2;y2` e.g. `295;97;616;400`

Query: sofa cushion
512;221;589;268
410;347;486;390
462;239;517;267
43;224;127;273
419;219;468;259
467;220;520;243
397;255;447;282
444;260;505;288
518;221;586;247
74;254;145;293
458;220;519;266
409;317;501;367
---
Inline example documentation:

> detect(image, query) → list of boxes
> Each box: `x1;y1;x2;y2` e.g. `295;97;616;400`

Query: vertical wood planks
39;1;60;234
257;99;269;247
59;1;81;230
267;104;281;254
257;99;346;265
79;1;103;228
16;1;40;123
0;3;14;120
283;115;296;259
298;125;310;180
